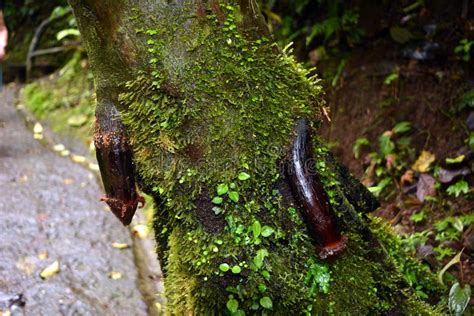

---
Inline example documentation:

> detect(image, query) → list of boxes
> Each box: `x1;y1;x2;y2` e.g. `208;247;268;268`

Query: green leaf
253;249;268;269
384;73;399;85
410;210;426;223
231;266;241;274
378;133;395;156
229;191;239;203
219;263;230;272
217;183;229;196
448;282;471;316
260;297;273;309
57;28;80;41
238;172;250;181
234;310;245;316
261;270;270;279
252;221;261;239
226;299;239;313
258;283;267;292
393;121;411;134
352;137;370;159
368;177;392;197
212;207;223;215
467;132;474;151
446;155;465;164
212;196;223;204
261;226;274;237
446;180;469;197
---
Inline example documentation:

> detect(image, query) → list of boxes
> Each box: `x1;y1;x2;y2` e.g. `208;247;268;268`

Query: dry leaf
112;242;130;249
412;150;435;173
19;175;28;183
131;224;148;239
108;271;122;280
63;178;74;185
71;155;86;163
88;163;100;171
16;257;36;275
60;150;70;157
438;249;463;285
155;303;162;313
53;144;65;151
438;167;471;184
385;154;396;170
400;170;414;185
38;251;48;260
416;174;436;202
33;122;43;134
40;260;60;279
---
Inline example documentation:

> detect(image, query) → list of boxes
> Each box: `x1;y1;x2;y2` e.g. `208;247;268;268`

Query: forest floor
319;37;473;301
0;85;163;315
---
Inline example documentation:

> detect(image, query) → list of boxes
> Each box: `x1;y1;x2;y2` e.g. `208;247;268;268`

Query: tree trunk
68;0;444;314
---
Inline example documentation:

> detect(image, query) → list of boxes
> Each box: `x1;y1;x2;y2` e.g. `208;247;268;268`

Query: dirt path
0;86;148;315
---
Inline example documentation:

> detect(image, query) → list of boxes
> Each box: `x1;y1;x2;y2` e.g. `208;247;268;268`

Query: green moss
21;52;95;144
116;1;441;314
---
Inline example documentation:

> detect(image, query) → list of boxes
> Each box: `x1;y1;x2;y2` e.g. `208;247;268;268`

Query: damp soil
319;38;474;295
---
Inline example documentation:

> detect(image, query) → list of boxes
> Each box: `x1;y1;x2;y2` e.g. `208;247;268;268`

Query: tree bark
69;0;443;314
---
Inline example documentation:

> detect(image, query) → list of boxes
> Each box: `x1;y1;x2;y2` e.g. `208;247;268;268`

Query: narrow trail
0;86;148;315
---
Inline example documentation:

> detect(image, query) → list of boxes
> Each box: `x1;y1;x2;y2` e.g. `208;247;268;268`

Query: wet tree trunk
69;0;443;314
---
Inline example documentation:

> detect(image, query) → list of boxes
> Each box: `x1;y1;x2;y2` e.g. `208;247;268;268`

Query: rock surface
0;86;148;315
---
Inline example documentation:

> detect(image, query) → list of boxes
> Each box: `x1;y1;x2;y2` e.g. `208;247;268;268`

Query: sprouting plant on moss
305;259;331;296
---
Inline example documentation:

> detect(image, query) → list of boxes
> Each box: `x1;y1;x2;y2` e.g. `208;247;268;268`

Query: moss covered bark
69;0;445;314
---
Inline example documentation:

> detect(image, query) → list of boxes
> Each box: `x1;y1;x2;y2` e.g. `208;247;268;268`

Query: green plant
352;137;370;159
454;39;474;62
466;132;474;151
399;230;432;254
433;246;455;260
261;0;364;54
384;68;400;86
448;282;471;316
361;121;414;197
410;209;426;223
446;180;469;197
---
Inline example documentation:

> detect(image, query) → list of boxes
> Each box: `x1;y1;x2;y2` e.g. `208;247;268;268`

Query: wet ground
0;86;149;315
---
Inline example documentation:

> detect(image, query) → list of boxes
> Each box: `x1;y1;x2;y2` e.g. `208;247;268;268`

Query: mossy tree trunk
69;0;444;314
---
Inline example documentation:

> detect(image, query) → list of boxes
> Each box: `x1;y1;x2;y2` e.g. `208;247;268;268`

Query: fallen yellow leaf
1;309;12;316
53;144;65;151
108;271;122;280
411;150;435;173
112;242;130;249
71;155;86;163
33;122;43;134
131;224;148;239
38;251;48;260
155;303;162;313
40;260;60;279
16;257;36;275
60;150;70;157
88;163;100;171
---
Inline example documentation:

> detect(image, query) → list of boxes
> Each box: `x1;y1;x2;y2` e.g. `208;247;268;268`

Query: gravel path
0;86;148;315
